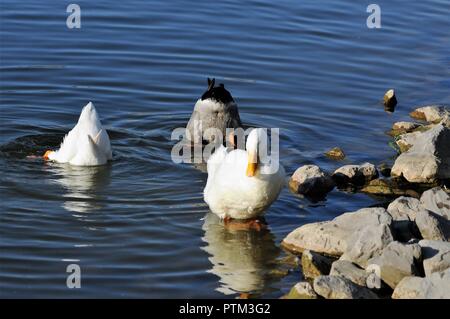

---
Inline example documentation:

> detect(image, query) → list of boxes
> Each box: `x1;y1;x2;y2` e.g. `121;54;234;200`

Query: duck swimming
43;102;112;166
186;78;242;145
204;128;285;221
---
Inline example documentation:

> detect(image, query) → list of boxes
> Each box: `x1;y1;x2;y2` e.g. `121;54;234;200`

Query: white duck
204;128;285;220
43;102;112;166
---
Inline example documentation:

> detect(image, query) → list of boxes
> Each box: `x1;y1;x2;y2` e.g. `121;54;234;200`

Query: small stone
289;165;335;197
367;241;421;289
388;122;421;137
325;147;346;160
410;105;449;123
301;250;334;279
384;89;397;111
329;260;369;287
332;163;378;186
378;163;391;177
313;275;378;299
415;210;449;241
392;269;450;299
283;282;318;299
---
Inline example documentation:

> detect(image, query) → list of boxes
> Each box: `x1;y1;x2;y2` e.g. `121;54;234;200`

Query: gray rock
392;269;450;299
313;275;378;299
289;165;335;196
420;187;450;219
387;196;423;221
367;241;421;289
329;260;369;287
387;196;423;242
415;210;449;241
340;224;394;268
419;240;450;277
284;282;318;299
301;250;334;279
393;121;420;131
333;163;378;186
282;207;392;256
361;178;420;198
391;123;450;183
410;105;449;123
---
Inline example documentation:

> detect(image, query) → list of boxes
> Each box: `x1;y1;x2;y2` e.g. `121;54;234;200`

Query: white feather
48;102;112;166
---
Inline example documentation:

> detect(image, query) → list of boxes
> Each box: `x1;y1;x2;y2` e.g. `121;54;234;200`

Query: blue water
0;0;449;298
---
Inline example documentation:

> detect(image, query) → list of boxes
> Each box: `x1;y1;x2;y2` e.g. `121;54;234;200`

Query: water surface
1;0;449;298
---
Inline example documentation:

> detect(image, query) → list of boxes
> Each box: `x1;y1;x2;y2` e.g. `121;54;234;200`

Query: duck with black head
186;78;242;145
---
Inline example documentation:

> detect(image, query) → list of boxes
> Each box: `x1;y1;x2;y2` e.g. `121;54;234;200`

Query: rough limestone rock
313;275;378;299
387;196;423;221
415;210;449;241
340;224;394;268
367;241;421;289
284;282;318;299
333;163;378;186
393;121;420;132
329;260;369;287
387;196;423;241
289;165;335;196
392;269;450;299
301;250;334;279
420;187;450;220
419;240;450;277
391;123;450;183
282;208;392;256
410;105;449;123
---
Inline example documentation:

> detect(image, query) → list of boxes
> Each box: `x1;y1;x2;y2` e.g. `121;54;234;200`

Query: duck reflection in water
201;213;281;297
46;163;111;214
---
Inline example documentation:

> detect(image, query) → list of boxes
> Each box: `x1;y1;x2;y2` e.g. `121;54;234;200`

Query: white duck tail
45;102;112;166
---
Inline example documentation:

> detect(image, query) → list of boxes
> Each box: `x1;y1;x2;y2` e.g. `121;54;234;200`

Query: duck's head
246;128;267;177
201;78;234;105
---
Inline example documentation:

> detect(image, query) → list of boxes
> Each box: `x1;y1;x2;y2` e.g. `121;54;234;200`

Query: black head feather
201;78;234;104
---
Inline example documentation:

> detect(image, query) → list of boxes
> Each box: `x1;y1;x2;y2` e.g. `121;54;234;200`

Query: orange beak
246;150;258;177
43;150;53;160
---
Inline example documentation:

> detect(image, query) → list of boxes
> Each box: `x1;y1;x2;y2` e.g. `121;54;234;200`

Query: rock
420;187;450;219
391;123;450;183
415;210;449;241
289;165;335;197
388;122;421;137
387;196;423;241
395;131;422;153
284;282;318;299
419;240;450;277
387;196;423;221
282;207;392;256
340;224;394;268
410;105;449;123
392;269;450;299
301;250;334;279
383;89;397;112
367;241;421;289
313;275;378;299
378;163;391;177
325;147;345;160
333;163;378;186
329;260;369;287
361;178;420;198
